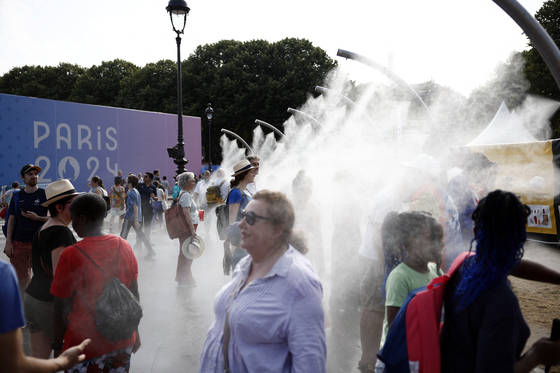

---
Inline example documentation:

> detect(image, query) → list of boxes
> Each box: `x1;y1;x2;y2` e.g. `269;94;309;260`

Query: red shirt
51;235;139;360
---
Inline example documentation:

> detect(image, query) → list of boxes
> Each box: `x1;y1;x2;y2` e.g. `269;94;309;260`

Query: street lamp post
166;0;190;177
205;103;214;173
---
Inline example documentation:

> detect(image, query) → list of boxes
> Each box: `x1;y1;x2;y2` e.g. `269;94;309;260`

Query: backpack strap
73;238;122;322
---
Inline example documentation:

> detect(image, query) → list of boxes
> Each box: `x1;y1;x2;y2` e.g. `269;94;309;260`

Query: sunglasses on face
240;209;273;226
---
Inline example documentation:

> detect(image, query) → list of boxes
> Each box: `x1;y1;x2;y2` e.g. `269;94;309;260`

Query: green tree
469;52;529;132
0;63;85;100
522;0;560;137
117;59;177;113
183;38;337;164
69;59;139;107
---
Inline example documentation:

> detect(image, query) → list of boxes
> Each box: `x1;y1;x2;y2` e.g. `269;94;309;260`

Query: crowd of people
2;151;560;372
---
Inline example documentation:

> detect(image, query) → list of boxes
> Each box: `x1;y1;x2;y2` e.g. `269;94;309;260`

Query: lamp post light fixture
166;0;190;176
205;103;214;173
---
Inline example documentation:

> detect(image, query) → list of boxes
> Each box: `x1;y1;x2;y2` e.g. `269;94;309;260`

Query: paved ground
2;215;559;372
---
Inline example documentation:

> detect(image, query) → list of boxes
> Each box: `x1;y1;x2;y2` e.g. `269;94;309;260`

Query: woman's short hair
127;175;139;188
178;172;195;188
252;190;308;254
47;195;75;218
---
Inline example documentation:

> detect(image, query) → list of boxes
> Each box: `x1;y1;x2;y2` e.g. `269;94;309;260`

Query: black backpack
215;188;245;241
74;238;143;342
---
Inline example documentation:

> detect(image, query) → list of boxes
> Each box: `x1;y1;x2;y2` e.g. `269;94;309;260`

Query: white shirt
214;177;230;202
194;179;212;208
179;191;200;224
359;188;403;261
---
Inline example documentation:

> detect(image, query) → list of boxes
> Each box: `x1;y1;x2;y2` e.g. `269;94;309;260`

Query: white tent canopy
466;101;538;146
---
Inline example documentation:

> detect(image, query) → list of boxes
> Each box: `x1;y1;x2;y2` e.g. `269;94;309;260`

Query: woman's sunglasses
240;209;273;226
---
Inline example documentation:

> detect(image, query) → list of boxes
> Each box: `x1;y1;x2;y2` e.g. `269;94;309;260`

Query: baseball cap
20;164;42;176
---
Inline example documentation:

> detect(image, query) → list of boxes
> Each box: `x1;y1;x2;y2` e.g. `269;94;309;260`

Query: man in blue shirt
136;172;158;249
120;175;156;258
4;164;49;301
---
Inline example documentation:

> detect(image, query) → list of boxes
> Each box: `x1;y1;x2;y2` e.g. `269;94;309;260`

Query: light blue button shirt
198;246;326;373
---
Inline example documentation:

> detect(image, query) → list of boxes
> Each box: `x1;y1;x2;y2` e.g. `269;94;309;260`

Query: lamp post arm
221;129;254;154
255;120;292;145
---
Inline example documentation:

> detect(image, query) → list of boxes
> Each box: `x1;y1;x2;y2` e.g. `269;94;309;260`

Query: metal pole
315;86;380;135
336;49;434;120
493;0;560;90
174;34;188;176
287;108;327;131
221;129;254;154
208;115;212;172
255;119;292;145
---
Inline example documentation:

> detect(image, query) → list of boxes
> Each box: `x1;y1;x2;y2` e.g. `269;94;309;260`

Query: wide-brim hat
42;179;81;207
181;236;206;259
20;164;42;176
231;160;255;177
401;154;441;178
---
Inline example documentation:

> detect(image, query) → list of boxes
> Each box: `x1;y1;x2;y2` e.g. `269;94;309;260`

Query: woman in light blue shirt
199;190;326;373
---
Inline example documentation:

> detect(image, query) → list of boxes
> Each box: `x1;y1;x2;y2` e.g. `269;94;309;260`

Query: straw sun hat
41;179;81;207
231;160;255;177
181;236;206;259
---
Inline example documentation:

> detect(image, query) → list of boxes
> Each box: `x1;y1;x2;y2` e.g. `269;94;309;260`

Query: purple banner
0;94;201;191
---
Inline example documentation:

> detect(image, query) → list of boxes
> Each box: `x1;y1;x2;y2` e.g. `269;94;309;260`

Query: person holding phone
4;164;49;302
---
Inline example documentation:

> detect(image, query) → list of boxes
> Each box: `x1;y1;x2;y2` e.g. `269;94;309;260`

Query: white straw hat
181;236;206;259
231;160;255;177
41;179;81;207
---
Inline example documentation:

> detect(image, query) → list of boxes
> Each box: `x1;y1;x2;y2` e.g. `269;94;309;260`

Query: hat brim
231;165;255;177
41;192;82;207
181;236;206;259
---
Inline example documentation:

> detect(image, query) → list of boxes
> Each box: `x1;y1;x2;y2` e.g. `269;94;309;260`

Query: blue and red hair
454;190;528;311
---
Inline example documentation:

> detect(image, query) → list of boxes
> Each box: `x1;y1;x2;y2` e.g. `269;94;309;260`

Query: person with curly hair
374;210;444;373
441;190;560;372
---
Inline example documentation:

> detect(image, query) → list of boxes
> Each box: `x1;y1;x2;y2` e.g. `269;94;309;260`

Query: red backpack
377;251;473;373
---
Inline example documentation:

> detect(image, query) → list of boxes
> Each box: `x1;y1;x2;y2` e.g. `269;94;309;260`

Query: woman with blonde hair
199;190;326;373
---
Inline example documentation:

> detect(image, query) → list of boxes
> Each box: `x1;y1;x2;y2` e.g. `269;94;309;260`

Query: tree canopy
522;0;560;137
0;38;337;165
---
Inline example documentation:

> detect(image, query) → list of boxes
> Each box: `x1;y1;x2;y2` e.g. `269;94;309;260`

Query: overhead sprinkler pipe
287;108;327;131
255;120;292;145
493;0;560;90
315;86;380;134
220;129;254;154
336;49;434;120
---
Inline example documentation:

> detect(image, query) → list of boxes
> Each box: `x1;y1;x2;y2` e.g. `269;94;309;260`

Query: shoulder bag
165;191;192;240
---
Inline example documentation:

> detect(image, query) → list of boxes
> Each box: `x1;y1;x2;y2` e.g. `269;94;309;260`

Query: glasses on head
240;209;273;226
